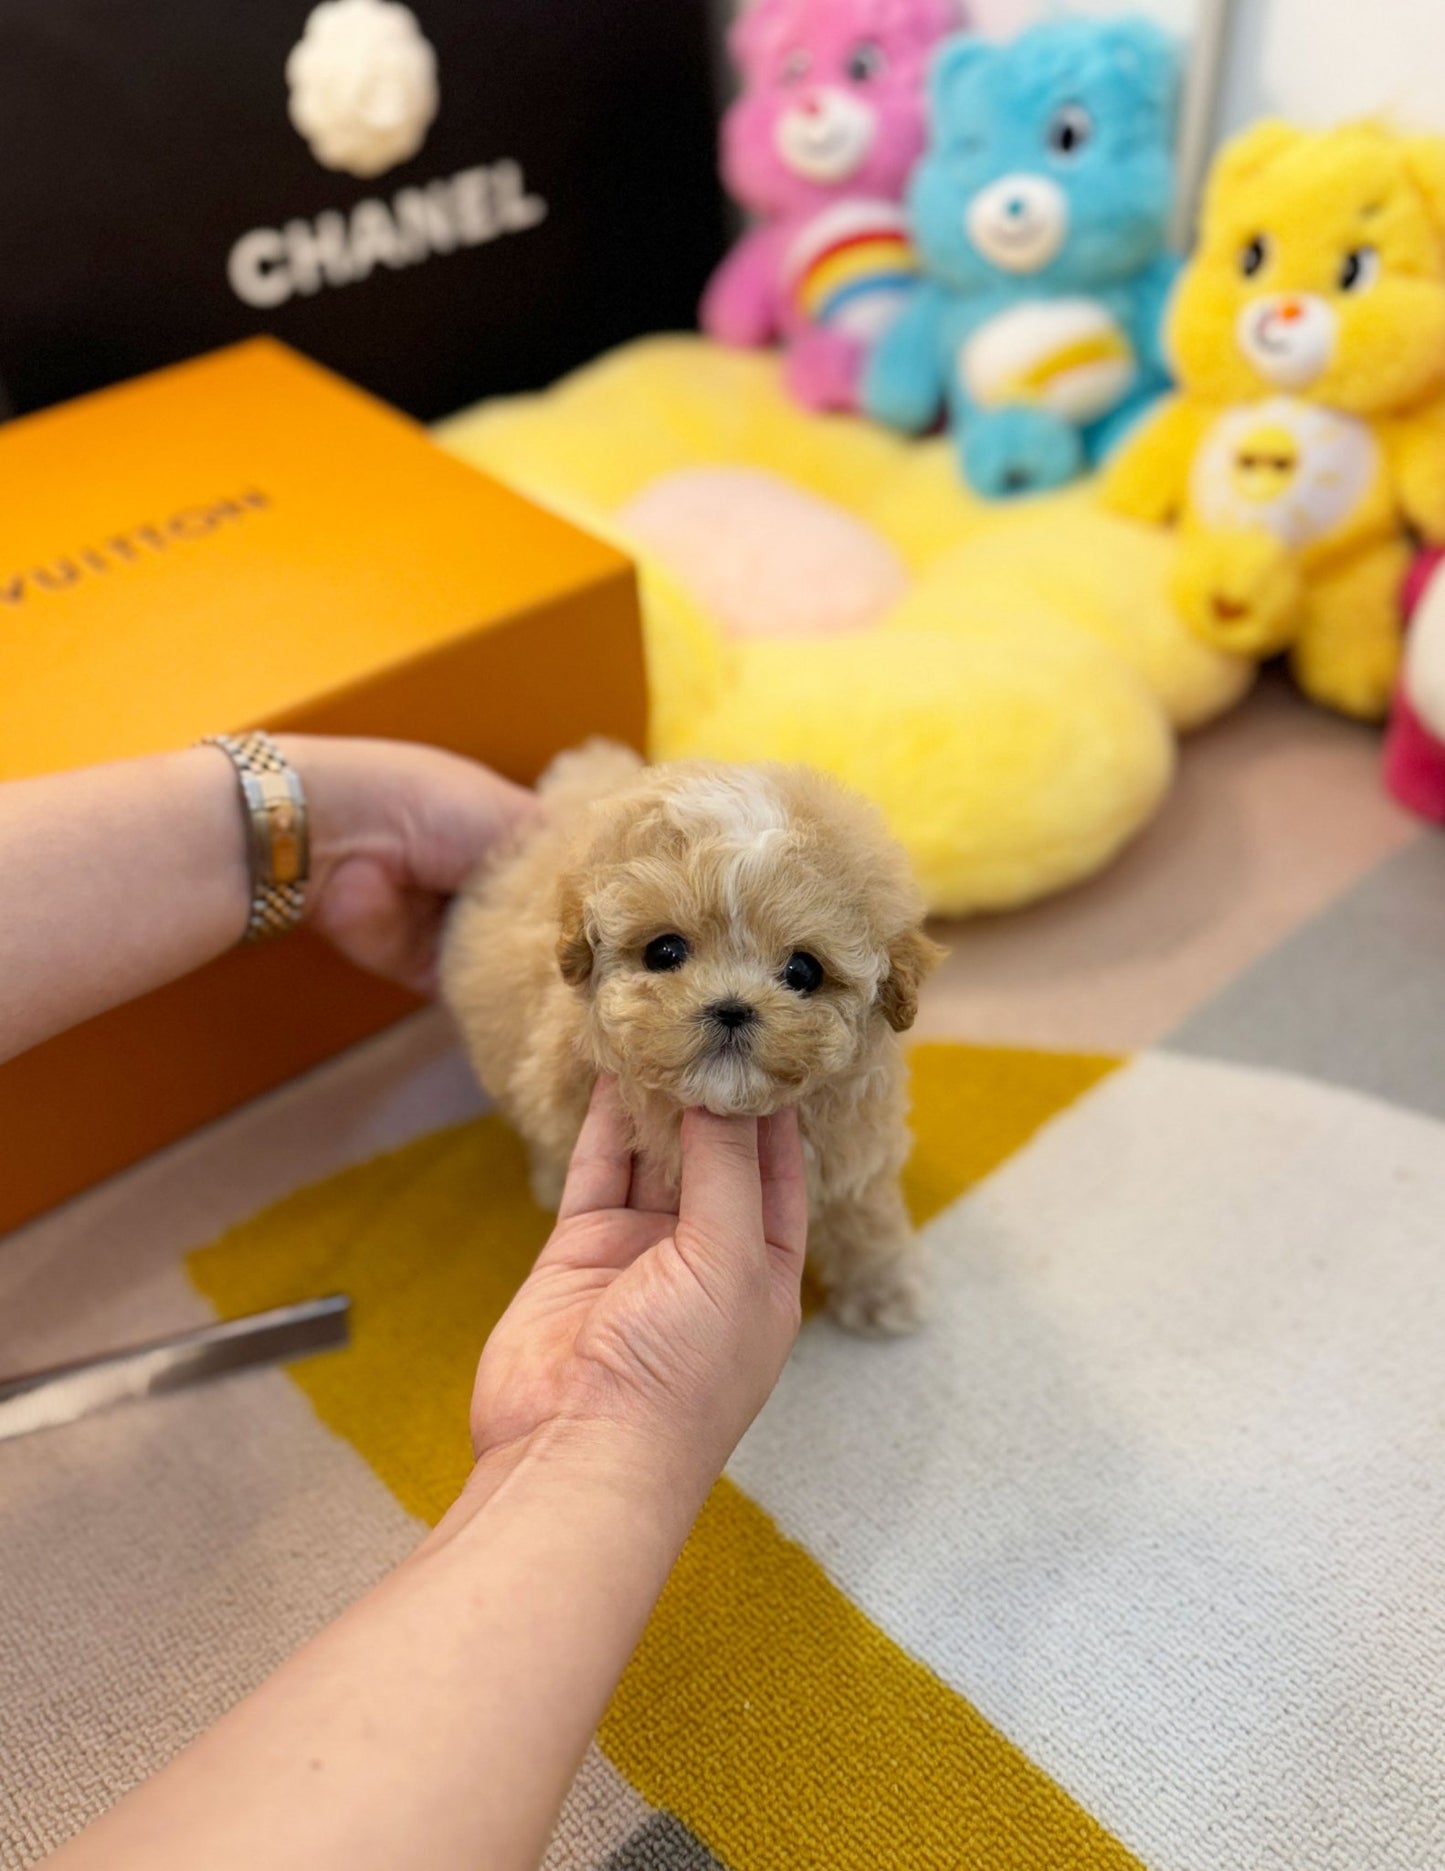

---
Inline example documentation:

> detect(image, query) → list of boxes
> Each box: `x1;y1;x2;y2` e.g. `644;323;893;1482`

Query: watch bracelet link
201;732;310;943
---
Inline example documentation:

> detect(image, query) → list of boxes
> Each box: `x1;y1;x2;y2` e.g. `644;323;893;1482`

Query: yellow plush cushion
678;620;1174;912
437;335;922;530
436;335;1248;915
923;503;1251;731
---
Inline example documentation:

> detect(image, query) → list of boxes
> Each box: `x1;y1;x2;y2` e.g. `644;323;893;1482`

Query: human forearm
47;1424;701;1871
44;1076;804;1870
0;747;250;1063
0;735;540;1062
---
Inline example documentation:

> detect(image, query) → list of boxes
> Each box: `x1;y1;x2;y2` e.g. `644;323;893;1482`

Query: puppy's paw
826;1262;925;1338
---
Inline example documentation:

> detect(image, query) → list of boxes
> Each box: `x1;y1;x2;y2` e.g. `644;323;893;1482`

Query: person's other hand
469;1078;807;1493
276;735;539;993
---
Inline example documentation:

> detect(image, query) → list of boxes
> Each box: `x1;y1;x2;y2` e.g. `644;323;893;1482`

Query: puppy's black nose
708;999;757;1031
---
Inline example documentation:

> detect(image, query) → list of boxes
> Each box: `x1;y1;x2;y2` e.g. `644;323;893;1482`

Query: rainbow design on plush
863;17;1179;498
786;201;919;338
1105;121;1445;720
960;299;1135;421
700;0;960;414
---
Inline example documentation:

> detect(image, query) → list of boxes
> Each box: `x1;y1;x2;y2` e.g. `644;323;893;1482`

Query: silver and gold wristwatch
201;731;310;942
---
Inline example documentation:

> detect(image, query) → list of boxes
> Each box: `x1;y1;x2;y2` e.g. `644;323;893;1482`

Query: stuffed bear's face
910;19;1177;294
721;0;958;217
1169;125;1445;415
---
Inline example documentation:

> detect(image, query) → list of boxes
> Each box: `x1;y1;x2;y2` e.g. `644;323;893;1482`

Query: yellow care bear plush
1105;122;1445;719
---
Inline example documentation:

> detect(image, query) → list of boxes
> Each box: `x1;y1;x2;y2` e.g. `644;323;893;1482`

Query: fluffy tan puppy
441;741;942;1333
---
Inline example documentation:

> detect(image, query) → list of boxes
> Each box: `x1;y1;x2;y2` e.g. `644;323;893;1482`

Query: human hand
276;735;539;994
470;1077;807;1498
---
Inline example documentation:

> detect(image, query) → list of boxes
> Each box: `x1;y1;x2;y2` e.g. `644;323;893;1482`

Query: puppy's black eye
643;933;689;973
781;950;824;994
1240;235;1269;278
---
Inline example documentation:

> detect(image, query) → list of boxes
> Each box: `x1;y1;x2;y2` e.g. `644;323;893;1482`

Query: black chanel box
0;0;727;421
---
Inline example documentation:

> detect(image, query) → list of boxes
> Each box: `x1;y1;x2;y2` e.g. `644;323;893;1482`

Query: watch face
0;0;728;420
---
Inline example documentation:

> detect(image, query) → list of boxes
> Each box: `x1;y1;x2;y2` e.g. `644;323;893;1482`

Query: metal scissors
0;1294;350;1443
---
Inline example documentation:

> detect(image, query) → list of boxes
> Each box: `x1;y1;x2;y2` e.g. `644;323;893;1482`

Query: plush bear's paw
863;340;940;434
699;248;777;350
1172;528;1303;659
962;407;1085;499
786;328;865;413
1293;634;1400;722
825;1257;925;1337
1101;438;1181;525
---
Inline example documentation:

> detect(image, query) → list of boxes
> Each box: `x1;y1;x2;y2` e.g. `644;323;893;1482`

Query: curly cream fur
441;741;941;1333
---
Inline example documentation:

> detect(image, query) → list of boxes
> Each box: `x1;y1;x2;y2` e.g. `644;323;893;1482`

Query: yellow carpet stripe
602;1476;1144;1871
192;1115;552;1525
187;1044;1129;1862
904;1041;1120;1227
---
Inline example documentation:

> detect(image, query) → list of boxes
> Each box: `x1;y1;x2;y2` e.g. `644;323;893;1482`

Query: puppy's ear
556;878;593;988
878;928;945;1034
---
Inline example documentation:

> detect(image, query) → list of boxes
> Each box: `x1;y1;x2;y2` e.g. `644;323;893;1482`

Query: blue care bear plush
863;16;1180;497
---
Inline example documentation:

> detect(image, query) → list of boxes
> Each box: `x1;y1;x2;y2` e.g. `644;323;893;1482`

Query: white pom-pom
286;0;439;179
1406;575;1445;743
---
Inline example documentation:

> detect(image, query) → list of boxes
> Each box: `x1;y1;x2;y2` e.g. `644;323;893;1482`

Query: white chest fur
1190;399;1380;549
958;298;1137;424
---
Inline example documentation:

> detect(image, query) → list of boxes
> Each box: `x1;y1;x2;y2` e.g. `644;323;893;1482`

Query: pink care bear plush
1384;550;1445;823
702;0;962;411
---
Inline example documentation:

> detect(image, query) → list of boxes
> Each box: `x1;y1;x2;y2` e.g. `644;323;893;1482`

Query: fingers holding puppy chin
627;1147;681;1217
677;1107;804;1290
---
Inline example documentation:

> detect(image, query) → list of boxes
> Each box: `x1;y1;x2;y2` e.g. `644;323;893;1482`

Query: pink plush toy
1384;550;1445;823
702;0;961;411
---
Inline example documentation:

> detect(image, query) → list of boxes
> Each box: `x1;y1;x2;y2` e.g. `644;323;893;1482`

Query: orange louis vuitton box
0;338;645;1234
